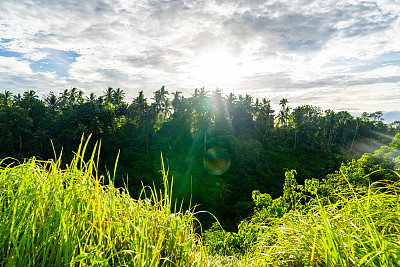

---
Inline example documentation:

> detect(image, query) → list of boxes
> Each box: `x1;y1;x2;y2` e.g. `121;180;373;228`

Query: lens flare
203;147;231;175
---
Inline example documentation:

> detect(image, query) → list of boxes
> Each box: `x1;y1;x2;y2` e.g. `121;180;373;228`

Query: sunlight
190;49;241;87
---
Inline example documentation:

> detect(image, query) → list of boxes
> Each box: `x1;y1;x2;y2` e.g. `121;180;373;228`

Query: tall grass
257;177;400;266
0;137;207;266
2;136;400;266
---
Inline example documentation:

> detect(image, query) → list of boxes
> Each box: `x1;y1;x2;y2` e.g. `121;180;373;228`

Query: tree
0;90;13;107
171;90;182;115
59;89;70;109
127;91;148;124
153;86;170;122
44;92;60;117
112;88;125;107
69;87;78;105
112;88;127;117
86;92;97;103
76;90;84;105
276;98;290;128
21;90;38;108
103;87;114;104
389;121;400;133
330;111;353;148
257;98;274;128
191;87;211;137
226;92;236;122
0;106;33;158
369;111;384;124
292;105;322;147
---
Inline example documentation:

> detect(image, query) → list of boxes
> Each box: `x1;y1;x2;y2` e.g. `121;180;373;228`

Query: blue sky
0;44;80;77
0;0;399;121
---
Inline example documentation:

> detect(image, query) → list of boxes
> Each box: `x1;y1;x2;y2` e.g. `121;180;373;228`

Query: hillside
1;134;400;266
0;88;398;230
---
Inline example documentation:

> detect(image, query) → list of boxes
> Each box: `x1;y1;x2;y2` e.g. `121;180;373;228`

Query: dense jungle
0;87;398;231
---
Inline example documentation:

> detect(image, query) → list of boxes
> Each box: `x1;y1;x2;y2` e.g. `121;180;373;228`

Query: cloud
224;11;337;53
0;0;398;120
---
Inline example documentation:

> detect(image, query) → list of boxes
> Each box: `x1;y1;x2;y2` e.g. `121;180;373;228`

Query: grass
249;179;400;266
1;137;400;266
0;138;208;266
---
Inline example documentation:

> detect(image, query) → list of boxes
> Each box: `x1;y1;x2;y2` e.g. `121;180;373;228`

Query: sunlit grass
1;136;400;266
256;177;400;266
0;137;209;266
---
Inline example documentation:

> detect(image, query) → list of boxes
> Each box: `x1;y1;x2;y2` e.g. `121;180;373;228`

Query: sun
190;48;242;88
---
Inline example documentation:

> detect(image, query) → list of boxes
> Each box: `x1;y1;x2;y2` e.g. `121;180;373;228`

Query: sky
0;0;399;121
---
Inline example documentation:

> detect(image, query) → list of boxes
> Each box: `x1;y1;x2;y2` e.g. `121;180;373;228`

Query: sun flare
190;49;242;87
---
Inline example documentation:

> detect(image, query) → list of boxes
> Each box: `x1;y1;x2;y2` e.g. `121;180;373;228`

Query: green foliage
252;190;272;207
258;180;400;266
204;136;400;265
1;131;400;266
390;132;400;149
324;144;400;193
251;169;319;222
0;87;398;232
0;138;207;266
203;220;262;256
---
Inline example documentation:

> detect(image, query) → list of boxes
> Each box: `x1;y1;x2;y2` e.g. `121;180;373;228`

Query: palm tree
226;92;236;121
256;98;274;129
263;98;274;128
87;92;97;103
338;111;352;148
135;91;147;110
112;88;125;106
276;98;289;128
44;92;60;116
153;91;162;113
0;90;13;107
97;96;104;106
128;91;148;123
165;97;173;119
103;87;114;104
59;89;70;108
153;86;169;120
331;111;352;146
69;87;78;104
171;90;182;114
12;93;22;108
253;98;261;119
198;87;209;113
22;90;39;111
76;90;84;104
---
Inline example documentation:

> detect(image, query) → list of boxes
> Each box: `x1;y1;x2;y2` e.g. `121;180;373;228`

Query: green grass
1;137;400;266
246;179;400;266
0;138;209;266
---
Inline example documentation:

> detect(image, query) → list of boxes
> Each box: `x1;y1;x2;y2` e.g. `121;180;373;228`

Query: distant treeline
0;87;398;229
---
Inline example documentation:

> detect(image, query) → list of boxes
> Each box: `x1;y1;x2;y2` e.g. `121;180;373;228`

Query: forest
1;87;400;266
0;87;399;231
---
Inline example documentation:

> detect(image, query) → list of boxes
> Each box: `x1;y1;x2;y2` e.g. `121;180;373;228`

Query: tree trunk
19;134;23;157
146;124;149;154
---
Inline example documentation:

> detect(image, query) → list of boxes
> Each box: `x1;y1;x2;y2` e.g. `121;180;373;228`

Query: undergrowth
1;136;400;266
0;137;207;266
205;171;400;266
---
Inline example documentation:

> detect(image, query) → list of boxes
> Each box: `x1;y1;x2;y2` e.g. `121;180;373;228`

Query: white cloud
0;0;399;118
0;57;32;74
